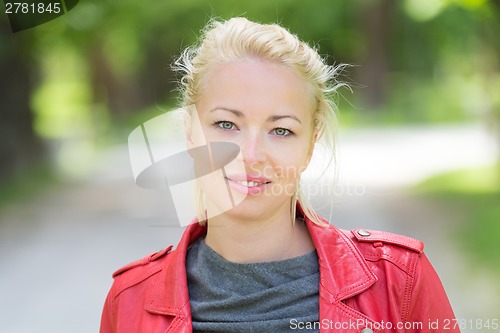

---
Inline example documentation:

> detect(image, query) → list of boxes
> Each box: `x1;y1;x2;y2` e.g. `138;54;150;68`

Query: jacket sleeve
406;252;460;333
99;287;116;333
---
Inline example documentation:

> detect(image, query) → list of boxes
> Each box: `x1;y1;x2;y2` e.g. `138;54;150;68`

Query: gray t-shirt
186;238;320;332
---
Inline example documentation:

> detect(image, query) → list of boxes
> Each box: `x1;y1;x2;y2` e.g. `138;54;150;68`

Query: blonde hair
173;17;347;225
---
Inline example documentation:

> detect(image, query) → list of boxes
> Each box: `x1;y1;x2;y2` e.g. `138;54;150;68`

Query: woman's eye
217;121;236;130
273;128;291;136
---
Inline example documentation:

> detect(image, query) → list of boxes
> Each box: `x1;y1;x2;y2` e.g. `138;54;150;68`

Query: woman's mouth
233;180;267;187
225;177;271;195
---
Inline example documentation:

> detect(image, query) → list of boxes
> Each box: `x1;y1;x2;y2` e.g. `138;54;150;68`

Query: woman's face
187;57;316;221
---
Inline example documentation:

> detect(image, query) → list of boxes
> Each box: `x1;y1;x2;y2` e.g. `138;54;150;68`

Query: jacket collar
305;218;378;303
144;220;206;317
145;209;377;316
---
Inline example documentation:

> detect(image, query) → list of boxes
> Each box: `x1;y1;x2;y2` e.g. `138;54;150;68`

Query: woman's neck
204;204;315;264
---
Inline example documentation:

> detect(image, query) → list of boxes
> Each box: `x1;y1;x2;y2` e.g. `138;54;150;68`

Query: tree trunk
355;0;392;110
0;23;42;183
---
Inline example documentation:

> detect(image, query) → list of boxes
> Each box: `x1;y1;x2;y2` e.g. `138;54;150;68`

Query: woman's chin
206;195;291;223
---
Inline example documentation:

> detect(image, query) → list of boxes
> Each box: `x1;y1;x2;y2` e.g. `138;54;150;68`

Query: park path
0;123;498;333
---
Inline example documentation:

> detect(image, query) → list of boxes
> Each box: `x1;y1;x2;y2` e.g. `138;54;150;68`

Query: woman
100;18;459;333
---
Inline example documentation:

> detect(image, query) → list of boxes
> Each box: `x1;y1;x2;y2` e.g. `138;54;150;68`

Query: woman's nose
240;132;266;165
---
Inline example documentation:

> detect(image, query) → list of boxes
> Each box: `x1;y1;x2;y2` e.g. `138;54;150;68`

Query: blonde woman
100;18;459;333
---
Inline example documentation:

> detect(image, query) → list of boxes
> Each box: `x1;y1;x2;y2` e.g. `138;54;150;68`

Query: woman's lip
225;177;270;195
225;175;272;183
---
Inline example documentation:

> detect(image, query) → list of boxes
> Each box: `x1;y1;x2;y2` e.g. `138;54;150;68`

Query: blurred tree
355;0;392;109
1;0;499;181
0;19;42;184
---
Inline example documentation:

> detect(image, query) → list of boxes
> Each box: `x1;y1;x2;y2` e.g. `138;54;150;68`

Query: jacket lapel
144;210;379;332
144;220;207;332
304;213;380;332
306;219;377;302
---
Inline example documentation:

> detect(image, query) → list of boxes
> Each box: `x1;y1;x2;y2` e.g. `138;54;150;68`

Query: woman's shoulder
112;246;173;278
337;227;425;275
106;246;173;299
340;228;424;253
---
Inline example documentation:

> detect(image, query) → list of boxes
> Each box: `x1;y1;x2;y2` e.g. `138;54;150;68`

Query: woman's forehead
198;58;314;120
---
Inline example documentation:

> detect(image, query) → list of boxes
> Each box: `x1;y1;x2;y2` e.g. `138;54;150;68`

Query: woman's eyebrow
210;107;302;124
267;115;301;124
209;107;244;117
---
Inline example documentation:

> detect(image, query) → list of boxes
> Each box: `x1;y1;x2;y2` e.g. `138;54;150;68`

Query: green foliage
415;165;499;194
413;164;500;274
3;0;498;179
25;0;500;128
0;162;57;211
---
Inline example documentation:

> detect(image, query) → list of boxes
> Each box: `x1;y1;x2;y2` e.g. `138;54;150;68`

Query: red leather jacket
100;215;459;333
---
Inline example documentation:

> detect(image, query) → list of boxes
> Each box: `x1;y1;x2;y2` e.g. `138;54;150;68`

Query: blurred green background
2;1;500;154
0;0;499;331
3;0;499;262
